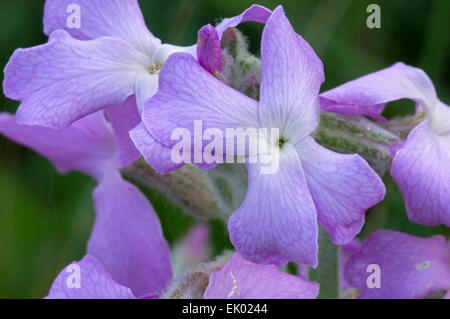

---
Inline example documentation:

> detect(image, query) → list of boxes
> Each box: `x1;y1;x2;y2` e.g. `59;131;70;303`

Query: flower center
277;137;287;149
149;64;162;75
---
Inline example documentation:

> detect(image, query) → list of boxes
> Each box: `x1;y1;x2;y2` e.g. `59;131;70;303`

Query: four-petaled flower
139;6;386;266
3;0;271;168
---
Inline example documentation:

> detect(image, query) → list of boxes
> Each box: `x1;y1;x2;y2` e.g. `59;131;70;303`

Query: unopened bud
161;251;234;299
122;160;247;221
197;24;223;74
314;112;402;176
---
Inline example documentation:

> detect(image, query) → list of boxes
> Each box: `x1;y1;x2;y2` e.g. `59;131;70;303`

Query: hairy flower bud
122;160;247;221
161;251;233;299
217;28;262;100
314;112;402;176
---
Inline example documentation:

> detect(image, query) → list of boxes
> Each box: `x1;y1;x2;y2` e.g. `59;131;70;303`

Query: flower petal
215;4;272;38
46;255;135;299
142;53;259;149
87;172;172;298
229;144;318;266
204;253;319;299
4;30;151;129
259;6;324;144
344;230;450;299
104;96;141;168
319;62;437;119
43;0;160;56
296;138;386;244
129;122;183;174
0;112;114;181
135;72;159;112
339;239;362;292
197;24;222;74
391;121;450;226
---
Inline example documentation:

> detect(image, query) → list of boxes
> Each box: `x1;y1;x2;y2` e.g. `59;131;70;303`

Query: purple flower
130;4;272;174
344;230;450;299
47;252;318;299
0;111;171;298
3;0;271;163
138;6;386;266
320;63;450;226
204;253;319;299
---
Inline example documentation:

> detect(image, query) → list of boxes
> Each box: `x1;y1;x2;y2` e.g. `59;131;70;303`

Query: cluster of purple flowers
1;1;449;299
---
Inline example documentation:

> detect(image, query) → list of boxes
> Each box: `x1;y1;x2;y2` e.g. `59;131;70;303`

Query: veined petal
130;121;219;173
215;4;272;38
431;100;450;137
151;44;197;66
105;96;141;168
87;172;172;298
296;138;386;244
44;0;160;56
391;121;450;226
319;62;437;119
4;30;152;129
204;253;319;299
228;144;318;267
129;122;183;174
344;230;450;299
46;255;135;299
259;6;324;144
135;71;159;111
142;53;259;149
0;112;114;181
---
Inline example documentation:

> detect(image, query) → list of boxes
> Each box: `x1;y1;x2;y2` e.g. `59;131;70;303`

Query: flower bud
197;24;223;74
314;112;402;176
161;251;233;299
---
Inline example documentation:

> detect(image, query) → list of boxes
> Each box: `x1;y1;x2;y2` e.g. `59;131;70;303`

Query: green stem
308;227;339;299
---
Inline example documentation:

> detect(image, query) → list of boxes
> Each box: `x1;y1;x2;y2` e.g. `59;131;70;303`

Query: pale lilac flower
344;230;450;299
205;253;319;299
320;63;450;226
139;6;386;266
130;5;271;174
0;111;171;298
3;1;271;167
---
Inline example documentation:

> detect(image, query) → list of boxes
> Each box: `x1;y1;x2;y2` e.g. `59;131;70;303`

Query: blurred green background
0;0;449;298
